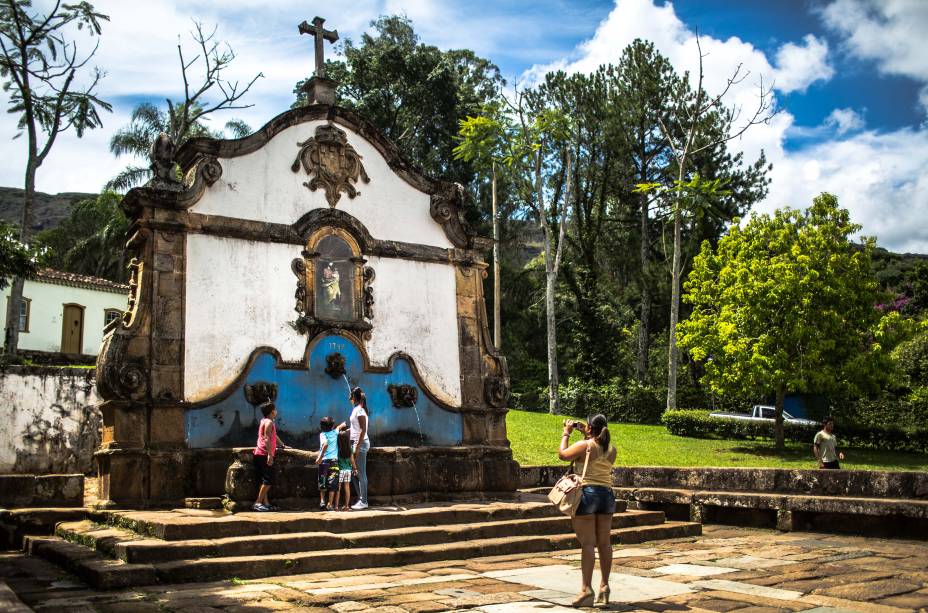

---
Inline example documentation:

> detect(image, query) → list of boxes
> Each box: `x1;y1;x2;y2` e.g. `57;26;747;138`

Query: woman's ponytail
351;386;368;413
587;414;610;451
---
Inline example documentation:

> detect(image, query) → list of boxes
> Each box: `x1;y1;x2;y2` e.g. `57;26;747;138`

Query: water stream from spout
410;400;425;445
342;374;352;398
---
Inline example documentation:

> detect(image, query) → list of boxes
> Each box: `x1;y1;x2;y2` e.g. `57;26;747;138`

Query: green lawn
507;409;928;471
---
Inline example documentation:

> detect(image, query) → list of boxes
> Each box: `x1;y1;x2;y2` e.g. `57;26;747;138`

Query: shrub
837;393;928;431
559;378;663;424
661;409;928;454
892;328;928;387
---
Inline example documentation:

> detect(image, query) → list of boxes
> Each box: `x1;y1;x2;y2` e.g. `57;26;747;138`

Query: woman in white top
349;386;370;509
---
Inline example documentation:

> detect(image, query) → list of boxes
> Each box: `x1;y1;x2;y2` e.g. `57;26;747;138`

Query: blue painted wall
185;333;463;449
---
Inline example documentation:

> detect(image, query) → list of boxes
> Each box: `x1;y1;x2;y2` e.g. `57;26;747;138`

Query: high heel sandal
596;584;610;605
571;588;595;608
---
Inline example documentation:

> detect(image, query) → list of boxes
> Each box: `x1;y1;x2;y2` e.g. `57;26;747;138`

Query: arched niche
292;226;373;340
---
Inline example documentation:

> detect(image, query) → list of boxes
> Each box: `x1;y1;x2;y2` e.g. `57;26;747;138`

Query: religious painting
314;234;355;320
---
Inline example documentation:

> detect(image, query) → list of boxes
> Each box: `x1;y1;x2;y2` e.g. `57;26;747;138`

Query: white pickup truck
709;404;819;427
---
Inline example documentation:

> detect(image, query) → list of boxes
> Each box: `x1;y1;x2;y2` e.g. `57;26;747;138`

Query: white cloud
772;34;834;93
825;108;865;134
820;0;928;80
820;0;928;112
766;127;928;252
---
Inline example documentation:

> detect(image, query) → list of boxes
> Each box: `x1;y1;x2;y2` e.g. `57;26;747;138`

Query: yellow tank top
578;441;616;487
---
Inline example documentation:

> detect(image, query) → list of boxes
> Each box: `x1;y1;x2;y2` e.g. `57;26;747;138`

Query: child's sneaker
267;503;280;511
351;501;368;510
252;503;269;512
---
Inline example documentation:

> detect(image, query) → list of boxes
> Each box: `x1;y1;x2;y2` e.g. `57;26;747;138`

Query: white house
3;268;128;356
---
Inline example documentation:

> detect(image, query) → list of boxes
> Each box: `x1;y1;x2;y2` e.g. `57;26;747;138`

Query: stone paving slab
3;525;928;611
652;563;738;576
691;579;805;601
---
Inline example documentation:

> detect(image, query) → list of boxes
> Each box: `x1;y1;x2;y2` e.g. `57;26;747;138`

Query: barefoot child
252;402;278;512
335;429;355;511
316;416;339;510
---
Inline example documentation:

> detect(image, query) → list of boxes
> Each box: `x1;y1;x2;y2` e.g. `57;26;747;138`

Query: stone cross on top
299;16;338;79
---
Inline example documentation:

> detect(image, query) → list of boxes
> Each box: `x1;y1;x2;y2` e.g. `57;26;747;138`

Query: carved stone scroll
291;257;307;315
362;265;375;320
291;124;370;207
430;182;473;249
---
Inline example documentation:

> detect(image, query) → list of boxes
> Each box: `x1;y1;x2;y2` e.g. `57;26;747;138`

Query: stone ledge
225;446;520;507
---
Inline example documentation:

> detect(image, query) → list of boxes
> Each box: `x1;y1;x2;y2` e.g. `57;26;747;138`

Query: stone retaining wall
520;465;928;499
0;474;84;507
0;366;100;474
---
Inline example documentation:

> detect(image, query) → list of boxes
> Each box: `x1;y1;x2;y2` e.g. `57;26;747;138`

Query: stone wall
519;465;928;499
0;366;100;474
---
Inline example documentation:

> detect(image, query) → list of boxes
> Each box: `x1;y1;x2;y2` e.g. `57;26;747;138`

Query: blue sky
1;0;927;251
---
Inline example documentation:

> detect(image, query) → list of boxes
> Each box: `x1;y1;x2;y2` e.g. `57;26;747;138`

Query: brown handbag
547;440;592;517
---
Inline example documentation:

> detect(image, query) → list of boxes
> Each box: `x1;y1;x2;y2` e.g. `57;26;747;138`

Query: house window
18;298;30;333
5;297;30;332
104;309;122;327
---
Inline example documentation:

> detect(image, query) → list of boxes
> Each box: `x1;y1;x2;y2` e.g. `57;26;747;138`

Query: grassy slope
507;409;928;471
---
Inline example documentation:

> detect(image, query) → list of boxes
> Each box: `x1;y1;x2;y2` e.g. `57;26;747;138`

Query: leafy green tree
0;0;111;354
455;108;507;348
35;192;128;282
0;220;46;289
295;15;503;186
108;22;259;190
678;193;894;449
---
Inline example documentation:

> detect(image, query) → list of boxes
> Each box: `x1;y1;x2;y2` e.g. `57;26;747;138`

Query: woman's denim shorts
575;485;616;515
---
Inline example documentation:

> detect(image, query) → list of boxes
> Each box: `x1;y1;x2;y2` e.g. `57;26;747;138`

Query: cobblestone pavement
2;526;927;612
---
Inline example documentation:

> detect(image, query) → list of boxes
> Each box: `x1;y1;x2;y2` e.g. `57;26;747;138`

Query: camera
563;419;582;430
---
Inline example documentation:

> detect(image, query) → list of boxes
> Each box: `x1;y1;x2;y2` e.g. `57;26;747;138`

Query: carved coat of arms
291;124;370;207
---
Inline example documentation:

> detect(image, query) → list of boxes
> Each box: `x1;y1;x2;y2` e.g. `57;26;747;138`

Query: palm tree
107;101;251;191
36;192;131;282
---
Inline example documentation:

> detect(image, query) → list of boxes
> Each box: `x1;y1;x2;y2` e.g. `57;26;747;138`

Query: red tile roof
35;268;129;294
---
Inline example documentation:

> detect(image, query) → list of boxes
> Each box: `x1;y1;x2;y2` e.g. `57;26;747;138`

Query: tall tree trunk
666;165;685;410
492;161;501;349
4;162;36;355
545;244;559;415
774;384;786;451
637;191;650;383
537;147;560;415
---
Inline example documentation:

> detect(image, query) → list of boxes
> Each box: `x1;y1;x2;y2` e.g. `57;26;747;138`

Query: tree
455;109;507;348
611;41;681;383
108;22;259;190
0;220;46;289
35;191;128;282
647;34;774;410
0;0;111;354
678;193;892;449
294;15;503;187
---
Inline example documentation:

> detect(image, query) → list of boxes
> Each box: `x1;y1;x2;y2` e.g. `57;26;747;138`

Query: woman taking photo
349;386;370;510
558;413;617;607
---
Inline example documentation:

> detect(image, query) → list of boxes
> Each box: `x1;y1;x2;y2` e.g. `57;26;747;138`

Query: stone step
23;536;156;589
93;498;577;541
57;508;662;564
29;520;701;588
0;507;88;548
